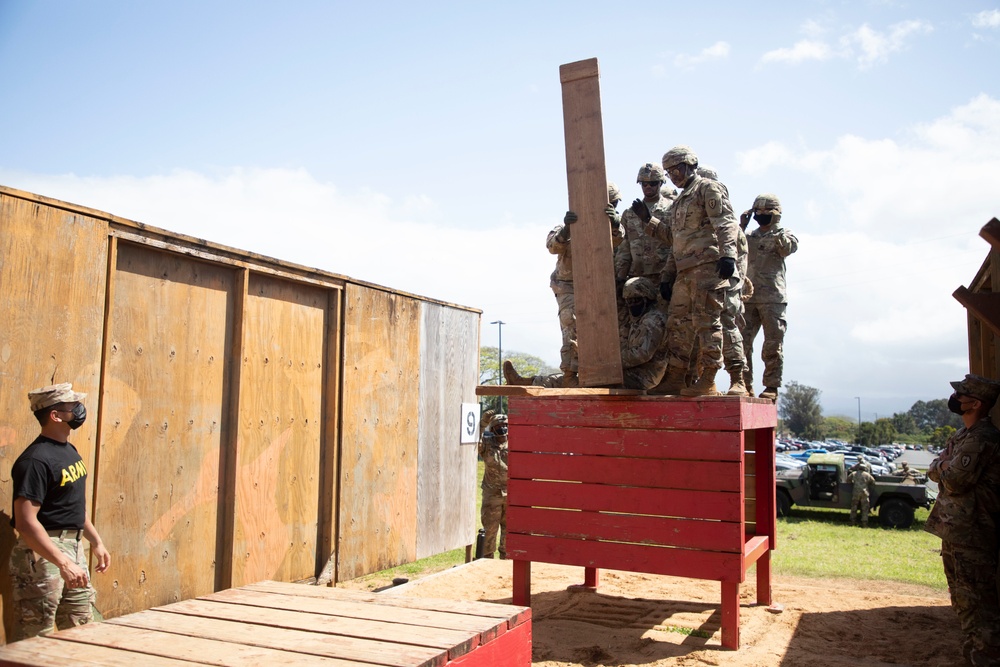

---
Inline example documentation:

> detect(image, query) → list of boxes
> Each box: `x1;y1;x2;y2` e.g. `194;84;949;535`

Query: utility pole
855;396;861;444
490;320;505;385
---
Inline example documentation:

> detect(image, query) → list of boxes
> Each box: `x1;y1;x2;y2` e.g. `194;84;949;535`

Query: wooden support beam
559;58;623;387
954;286;1000;339
978;217;1000;252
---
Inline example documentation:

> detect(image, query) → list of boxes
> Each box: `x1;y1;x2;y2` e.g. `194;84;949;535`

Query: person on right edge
925;374;1000;666
739;193;798;401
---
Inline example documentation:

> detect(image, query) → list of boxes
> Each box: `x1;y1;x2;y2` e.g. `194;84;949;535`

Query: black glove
716;256;736;279
630;199;651;223
564;211;578;225
605;204;621;226
659;281;673;302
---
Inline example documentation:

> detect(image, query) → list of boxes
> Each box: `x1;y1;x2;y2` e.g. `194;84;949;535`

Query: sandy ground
339;558;964;667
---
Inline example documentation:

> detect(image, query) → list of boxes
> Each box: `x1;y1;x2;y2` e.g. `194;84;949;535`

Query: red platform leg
756;550;772;606
513;559;531;607
721;581;739;650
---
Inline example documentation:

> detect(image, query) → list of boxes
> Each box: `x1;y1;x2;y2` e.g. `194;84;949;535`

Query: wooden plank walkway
0;581;532;667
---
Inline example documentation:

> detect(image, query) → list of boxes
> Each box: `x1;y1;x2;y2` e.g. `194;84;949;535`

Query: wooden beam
954;286;1000;339
978;217;1000;252
559;58;623;387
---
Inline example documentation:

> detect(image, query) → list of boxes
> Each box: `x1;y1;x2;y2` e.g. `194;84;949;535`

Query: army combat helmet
488;413;509;444
608;182;622;206
661;146;699;170
622;276;658;302
636;162;665;183
752;193;782;225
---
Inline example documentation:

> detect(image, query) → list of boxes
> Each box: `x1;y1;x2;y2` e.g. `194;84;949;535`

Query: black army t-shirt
11;435;87;530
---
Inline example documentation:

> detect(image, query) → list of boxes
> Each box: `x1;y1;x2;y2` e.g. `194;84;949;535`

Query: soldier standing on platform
547;184;626;388
615;163;673;306
645;146;739;397
479;413;510;559
740;194;798;401
925;374;1000;666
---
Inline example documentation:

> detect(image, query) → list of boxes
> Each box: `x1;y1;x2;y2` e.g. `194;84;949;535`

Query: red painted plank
749;427;777;548
756;549;772;606
509;396;775;432
507;506;745;552
508;479;743;522
507;534;744;582
446;613;531;667
508;452;741;492
512;561;531;607
508;426;744;460
721;581;740;650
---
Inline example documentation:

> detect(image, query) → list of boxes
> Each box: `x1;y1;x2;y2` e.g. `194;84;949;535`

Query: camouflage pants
9;533;95;641
942;542;1000;664
849;492;871;526
722;286;747;374
741;302;787;388
665;264;725;374
551;285;577;374
480;488;507;558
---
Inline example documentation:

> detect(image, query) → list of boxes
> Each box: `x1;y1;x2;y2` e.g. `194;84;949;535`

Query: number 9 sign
460;403;481;444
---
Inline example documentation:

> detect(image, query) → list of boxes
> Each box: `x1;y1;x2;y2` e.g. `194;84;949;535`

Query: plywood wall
0;185;480;640
0;194;109;643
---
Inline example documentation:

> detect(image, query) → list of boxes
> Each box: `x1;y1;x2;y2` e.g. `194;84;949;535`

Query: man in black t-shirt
9;382;110;641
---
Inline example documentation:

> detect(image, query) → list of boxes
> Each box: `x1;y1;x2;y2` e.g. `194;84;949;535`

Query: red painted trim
447;615;532;667
508;426;744;460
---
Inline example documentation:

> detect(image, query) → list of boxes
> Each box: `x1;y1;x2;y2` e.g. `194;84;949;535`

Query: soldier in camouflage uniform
547;184;626;387
615;163;674;307
9;383;111;641
479;413;509;559
644;146;739;397
503;278;669;391
925;374;1000;666
739;194;799;401
848;464;876;527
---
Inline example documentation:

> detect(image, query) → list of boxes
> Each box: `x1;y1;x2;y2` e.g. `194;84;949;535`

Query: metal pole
855;397;861;444
490;320;505;384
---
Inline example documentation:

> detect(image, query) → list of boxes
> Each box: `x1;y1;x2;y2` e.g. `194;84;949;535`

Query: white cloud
673;41;730;69
840;20;933;69
972;9;1000;28
759;39;833;65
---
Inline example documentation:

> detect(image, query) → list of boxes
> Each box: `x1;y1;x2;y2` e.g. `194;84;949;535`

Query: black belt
45;528;82;540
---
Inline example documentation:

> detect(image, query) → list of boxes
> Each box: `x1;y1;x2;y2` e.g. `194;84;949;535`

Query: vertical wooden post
559;58;623;387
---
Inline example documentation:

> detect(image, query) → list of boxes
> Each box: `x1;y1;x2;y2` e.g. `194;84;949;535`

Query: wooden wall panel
415;303;480;559
230;274;328;586
94;243;234;619
0;194;109;642
338;285;421;581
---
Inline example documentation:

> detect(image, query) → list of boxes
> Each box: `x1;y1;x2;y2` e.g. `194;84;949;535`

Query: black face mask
67;403;87;430
628;300;647;318
754;213;773;226
947;394;968;416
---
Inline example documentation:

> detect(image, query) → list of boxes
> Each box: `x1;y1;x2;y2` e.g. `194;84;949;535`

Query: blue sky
2;1;999;421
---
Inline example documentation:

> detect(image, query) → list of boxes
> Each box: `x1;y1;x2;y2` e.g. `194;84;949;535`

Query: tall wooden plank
416;304;480;559
559;57;622;387
0;194;109;641
339;285;421;580
96;243;233;618
231;274;327;586
317;287;343;582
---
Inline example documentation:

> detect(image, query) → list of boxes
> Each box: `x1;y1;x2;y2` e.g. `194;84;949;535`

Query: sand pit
339;558;964;667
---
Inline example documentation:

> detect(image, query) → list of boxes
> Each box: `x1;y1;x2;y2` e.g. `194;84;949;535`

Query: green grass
345;461;947;592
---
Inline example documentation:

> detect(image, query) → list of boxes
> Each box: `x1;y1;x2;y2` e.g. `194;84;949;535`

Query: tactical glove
739;210;752;230
605;204;621;226
564;211;578;225
630;199;651;223
716;256;736;279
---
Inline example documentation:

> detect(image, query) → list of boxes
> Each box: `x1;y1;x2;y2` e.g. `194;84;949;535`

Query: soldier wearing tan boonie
925;373;1000;666
9;383;110;641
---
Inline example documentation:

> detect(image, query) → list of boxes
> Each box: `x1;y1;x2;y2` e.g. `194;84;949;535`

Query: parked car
790;448;829;460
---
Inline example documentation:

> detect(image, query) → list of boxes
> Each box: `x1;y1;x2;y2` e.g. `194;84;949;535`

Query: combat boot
560;372;579;388
503;361;533;386
759;387;779;401
649;366;685;395
681;371;718;397
743;371;754;398
726;370;748;396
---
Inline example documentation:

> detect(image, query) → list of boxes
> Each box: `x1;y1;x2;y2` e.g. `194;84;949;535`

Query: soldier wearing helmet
614;163;674;304
504;276;669;391
739;193;799;401
644;146;739;397
546;183;626;387
479;413;509;559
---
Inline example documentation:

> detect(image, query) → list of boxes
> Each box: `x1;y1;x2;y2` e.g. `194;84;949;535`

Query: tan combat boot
560;372;579;388
743;371;754;398
649;365;686;395
726;370;748;396
503;360;533;386
681;370;719;397
759;387;779;401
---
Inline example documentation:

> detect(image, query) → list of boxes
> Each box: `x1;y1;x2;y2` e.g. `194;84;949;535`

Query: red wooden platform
0;580;531;667
504;392;776;650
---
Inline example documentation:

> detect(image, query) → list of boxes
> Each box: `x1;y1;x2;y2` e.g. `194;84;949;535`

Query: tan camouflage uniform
9;533;95;640
649;174;738;380
548;211;625;375
614;196;672;297
848;468;875;526
479;421;509;559
742;220;798;391
925;416;1000;664
722;225;751;378
620;301;670;391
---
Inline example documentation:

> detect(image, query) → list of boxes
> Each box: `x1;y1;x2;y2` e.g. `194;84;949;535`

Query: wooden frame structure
954;218;1000;380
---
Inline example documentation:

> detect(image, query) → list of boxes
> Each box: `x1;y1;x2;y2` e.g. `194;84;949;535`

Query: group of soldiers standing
504;145;798;400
